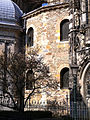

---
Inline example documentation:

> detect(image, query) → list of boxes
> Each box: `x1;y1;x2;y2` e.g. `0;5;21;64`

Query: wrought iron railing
25;100;70;117
70;101;89;119
0;94;15;109
25;98;90;119
24;96;70;117
0;93;90;119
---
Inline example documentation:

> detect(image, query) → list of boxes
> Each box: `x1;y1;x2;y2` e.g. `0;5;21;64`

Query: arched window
60;19;69;41
84;66;90;97
60;67;69;88
26;69;34;90
27;27;34;47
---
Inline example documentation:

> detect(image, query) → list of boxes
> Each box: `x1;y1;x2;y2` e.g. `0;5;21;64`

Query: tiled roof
0;0;23;24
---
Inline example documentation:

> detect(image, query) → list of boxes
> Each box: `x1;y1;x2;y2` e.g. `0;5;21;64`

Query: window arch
27;27;34;47
84;65;90;98
60;67;69;89
26;69;34;90
60;19;69;41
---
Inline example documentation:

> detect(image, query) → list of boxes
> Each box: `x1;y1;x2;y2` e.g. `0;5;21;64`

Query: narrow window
84;66;90;97
27;27;34;47
26;70;34;90
60;19;69;41
60;67;69;88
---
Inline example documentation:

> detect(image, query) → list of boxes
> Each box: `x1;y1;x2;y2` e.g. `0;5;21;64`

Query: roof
0;0;23;25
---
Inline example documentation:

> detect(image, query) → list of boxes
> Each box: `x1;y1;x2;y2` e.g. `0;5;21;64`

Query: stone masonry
23;3;70;106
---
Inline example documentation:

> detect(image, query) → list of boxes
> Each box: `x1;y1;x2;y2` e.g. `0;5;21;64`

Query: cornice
0;23;23;32
22;3;69;19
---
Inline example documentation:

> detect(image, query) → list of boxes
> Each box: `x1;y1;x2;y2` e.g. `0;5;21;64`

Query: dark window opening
60;67;69;89
85;66;90;97
74;0;80;10
27;27;34;47
26;70;34;90
87;84;90;95
60;19;69;41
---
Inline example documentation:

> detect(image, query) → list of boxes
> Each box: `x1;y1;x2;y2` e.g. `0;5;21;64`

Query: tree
0;48;58;112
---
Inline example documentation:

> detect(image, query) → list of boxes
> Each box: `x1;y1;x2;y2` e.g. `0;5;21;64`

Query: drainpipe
23;18;27;52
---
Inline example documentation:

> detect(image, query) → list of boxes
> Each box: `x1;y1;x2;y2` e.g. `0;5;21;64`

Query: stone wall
25;4;70;105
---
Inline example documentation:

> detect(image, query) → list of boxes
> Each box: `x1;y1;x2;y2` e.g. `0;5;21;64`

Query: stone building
23;0;70;105
0;0;90;117
0;0;23;110
0;0;70;108
0;0;70;111
0;0;23;54
69;0;90;118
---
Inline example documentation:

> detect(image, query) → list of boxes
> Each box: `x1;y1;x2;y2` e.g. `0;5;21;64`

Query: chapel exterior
0;0;90;118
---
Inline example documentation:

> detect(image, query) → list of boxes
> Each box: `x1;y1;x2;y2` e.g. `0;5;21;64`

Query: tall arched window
60;19;69;41
27;27;34;47
84;65;90;97
60;67;69;89
26;69;34;90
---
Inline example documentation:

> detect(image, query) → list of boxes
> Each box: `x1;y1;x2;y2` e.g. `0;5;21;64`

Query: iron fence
0;94;15;109
25;98;90;119
0;93;90;119
70;101;89;120
25;99;70;117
